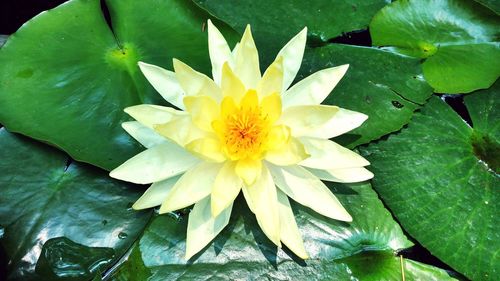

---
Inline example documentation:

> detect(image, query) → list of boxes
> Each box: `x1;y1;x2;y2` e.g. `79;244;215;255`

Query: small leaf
370;0;500;93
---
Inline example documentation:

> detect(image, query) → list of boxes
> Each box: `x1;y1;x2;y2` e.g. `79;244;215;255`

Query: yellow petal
240;89;259;111
138;61;185;109
234;25;261;89
183;95;219;131
221;62;246;102
260;93;282;123
122;121;167;149
211;161;243;217
276;27;307;91
109;142;199;184
124;104;185;129
277;189;308;259
173;58;222;101
299;137;370;170
207;19;233;85
159;162;222;213
265;137;309;166
132;175;180;210
244;165;281;246
186;196;232;260
242;185;255;213
185;137;226;163
269;164;352;222
283;64;349;108
257;56;284;97
154;115;206;147
235;158;262;186
265;125;291;151
309;167;374;183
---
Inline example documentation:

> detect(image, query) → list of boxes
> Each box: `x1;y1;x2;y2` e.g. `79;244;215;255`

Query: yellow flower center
213;90;282;161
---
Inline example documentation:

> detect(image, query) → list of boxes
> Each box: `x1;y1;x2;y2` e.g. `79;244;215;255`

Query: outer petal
185;137;226;163
257;56;284;97
265;137;309;166
207;19;233;85
132;175;181;210
308;167;374;183
221;62;246;102
122;121;167;148
277;189;308;259
235;158;262;186
268;164;352;222
299;137;370;170
211;161;243;217
159;162;222;213
183;95;220;131
124;104;185;129
243;165;281;246
138;61;185;109
234;25;261;89
186;196;233;259
280;105;339;138
276;27;307;91
173;59;222;101
110;142;199;184
283;64;349;108
154;115;207;147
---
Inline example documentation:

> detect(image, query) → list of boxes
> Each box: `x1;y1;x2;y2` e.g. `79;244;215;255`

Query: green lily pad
0;128;151;280
360;84;499;280
298;44;433;148
193;0;388;65
370;0;500;94
110;182;454;280
474;0;500;14
0;0;237;171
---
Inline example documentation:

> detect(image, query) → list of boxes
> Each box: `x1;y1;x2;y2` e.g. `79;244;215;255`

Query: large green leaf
0;0;237;171
360;84;499;280
193;0;389;65
370;0;500;94
0;128;151;280
298;44;433;148
110;182;455;280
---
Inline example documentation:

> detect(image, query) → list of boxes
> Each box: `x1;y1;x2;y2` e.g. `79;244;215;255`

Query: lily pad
110;182;454;280
193;0;389;65
0;128;151;280
0;0;237;171
360;84;499;280
298;44;433;148
370;0;500;93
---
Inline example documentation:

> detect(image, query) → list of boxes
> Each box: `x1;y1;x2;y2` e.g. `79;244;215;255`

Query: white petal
159;162;222;213
277;189;308;259
207;19;233;85
173;59;222;101
268;164;352;222
211;162;243;217
132;175;181;210
308;167;373;183
276;27;307;91
234;25;261;89
122;121;167;148
242;186;255;213
299;137;370;170
124;104;185;129
186;196;233;259
243;165;281;247
283;65;349;108
138;61;185;109
281;105;367;139
109;142;199;184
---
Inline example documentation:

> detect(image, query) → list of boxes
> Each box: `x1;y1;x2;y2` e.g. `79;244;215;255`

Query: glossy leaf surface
0;128;151;280
361;84;499;280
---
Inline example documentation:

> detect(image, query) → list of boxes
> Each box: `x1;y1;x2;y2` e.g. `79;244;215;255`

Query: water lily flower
110;20;373;260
